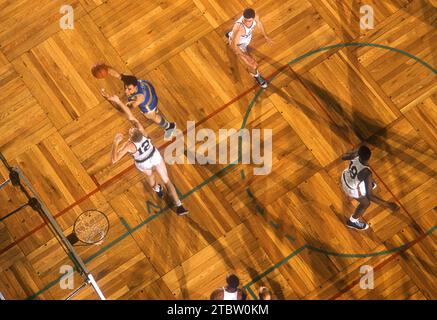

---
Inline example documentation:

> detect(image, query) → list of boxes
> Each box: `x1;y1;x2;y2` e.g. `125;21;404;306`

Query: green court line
285;235;295;242
119;217;131;232
246;187;265;215
243;245;308;290
305;243;410;258
243;225;436;293
146;200;161;215
175;186;184;199
269;220;280;230
27;164;237;299
246;188;255;199
246;285;258;300
426;225;437;235
240;169;246;180
27;42;436;300
255;204;265;216
27;267;78;300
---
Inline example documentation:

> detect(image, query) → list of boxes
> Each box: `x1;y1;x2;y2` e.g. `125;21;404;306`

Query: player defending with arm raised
104;90;188;216
341;145;399;230
226;8;273;89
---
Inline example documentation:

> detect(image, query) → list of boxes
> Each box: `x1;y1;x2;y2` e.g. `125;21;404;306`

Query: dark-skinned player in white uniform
341;145;399;230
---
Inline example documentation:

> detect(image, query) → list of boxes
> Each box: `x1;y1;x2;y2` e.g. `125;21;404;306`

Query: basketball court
0;0;436;300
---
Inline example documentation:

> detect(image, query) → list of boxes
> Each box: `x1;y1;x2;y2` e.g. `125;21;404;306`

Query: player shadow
168;215;191;299
301;78;436;180
224;38;244;88
248;47;296;82
139;178;193;299
306;79;429;231
184;215;241;296
339;33;430;236
244;265;285;300
185;214;281;300
268;80;354;144
300;231;351;299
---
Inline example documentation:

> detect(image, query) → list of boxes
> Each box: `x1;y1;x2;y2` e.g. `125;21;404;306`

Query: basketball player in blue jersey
105;93;188;216
106;67;176;140
226;8;273;89
341;145;399;230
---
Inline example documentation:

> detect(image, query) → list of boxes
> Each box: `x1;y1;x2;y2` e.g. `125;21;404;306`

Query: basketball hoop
67;210;109;246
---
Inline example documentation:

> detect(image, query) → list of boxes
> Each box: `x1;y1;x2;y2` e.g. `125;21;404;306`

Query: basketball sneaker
346;219;369;230
255;75;268;89
176;205;189;216
164;122;176;140
225;31;231;39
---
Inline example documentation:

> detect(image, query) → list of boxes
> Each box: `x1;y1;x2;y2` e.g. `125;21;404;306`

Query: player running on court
341;145;399;230
105;66;177;140
104;91;188;216
226;8;273;89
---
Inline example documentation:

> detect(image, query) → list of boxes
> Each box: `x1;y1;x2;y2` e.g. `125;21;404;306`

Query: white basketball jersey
342;157;370;191
223;287;238;300
132;136;154;162
229;16;257;46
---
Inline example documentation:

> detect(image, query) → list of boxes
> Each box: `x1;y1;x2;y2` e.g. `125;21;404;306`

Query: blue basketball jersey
127;80;158;113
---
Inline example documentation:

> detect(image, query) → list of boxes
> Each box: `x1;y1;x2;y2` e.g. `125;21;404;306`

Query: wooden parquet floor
0;0;436;300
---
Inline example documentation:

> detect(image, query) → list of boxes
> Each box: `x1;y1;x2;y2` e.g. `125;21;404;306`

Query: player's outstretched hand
114;133;124;142
265;36;274;45
108;95;122;104
101;88;110;99
101;89;121;104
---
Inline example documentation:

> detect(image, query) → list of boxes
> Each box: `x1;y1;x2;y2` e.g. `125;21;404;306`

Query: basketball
91;63;108;78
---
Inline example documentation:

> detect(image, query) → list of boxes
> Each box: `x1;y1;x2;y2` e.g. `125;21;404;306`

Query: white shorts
228;36;252;53
134;149;163;172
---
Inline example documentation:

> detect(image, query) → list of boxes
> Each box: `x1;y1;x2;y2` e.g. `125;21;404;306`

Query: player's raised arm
102;90;136;122
341;149;358;161
106;66;122;79
111;134;134;164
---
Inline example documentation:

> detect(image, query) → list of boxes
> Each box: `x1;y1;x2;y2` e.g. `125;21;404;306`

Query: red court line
0;64;288;256
329;229;431;300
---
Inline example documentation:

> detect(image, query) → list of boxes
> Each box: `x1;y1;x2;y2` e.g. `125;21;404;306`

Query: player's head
129;127;143;143
358;145;371;161
259;287;272;300
121;75;138;96
243;8;255;23
226;274;240;290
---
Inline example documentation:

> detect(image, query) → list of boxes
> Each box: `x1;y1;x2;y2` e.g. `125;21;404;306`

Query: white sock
175;200;182;207
253;71;260;78
350;216;359;223
153;185;161;192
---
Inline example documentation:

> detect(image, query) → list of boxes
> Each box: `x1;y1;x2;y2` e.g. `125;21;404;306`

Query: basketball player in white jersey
259;286;272;300
210;274;246;300
341;145;399;230
226;8;273;89
104;92;188;216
